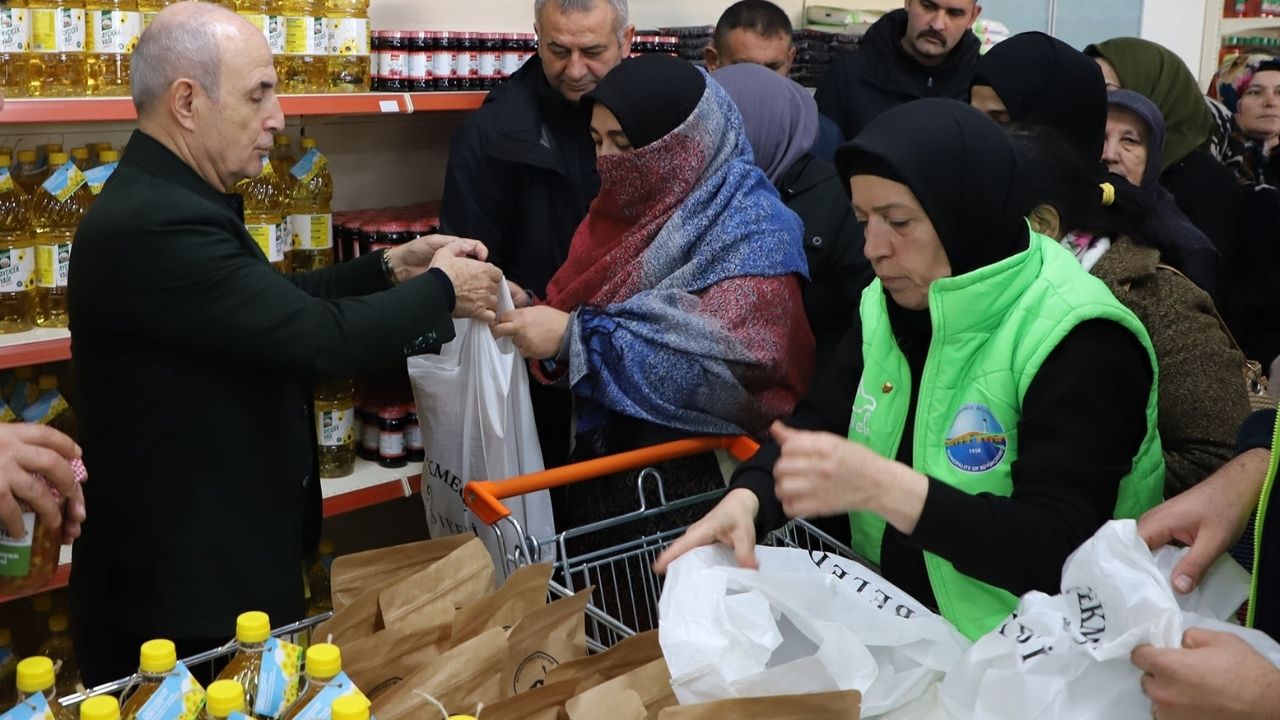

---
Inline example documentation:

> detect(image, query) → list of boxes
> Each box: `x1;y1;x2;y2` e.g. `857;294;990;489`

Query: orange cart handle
463;435;761;526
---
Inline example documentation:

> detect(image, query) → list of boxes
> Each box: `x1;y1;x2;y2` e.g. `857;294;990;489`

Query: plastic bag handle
463;435;760;526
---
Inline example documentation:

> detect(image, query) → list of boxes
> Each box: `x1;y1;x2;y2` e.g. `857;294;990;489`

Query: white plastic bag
939;519;1280;720
407;279;555;580
658;544;969;717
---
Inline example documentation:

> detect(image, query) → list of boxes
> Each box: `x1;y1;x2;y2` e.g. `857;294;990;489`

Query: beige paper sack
452;563;553;647
503;588;591;697
546;630;663;694
565;657;675;720
379;536;496;633
330;535;473;611
369;627;507;720
657;690;862;719
342;622;456;701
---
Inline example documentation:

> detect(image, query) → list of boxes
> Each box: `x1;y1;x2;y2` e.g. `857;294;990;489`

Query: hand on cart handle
653;487;762;574
0;423;86;544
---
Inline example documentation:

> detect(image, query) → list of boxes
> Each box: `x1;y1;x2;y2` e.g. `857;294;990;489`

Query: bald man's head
131;2;261;116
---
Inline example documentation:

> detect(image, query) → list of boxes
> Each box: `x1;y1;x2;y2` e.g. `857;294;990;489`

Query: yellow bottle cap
38;374;58;391
330;694;369;720
138;639;177;674
274;134;291;146
17;150;36;163
205;680;246;717
80;695;121;720
0;628;11;646
48;613;68;633
318;539;334;555
16;657;55;694
89;142;112;153
99;150;120;163
71;148;89;161
48;152;69;166
300;137;317;149
305;643;341;678
236;611;270;644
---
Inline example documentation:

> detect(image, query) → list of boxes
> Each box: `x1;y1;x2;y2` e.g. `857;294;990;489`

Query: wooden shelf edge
0;336;73;369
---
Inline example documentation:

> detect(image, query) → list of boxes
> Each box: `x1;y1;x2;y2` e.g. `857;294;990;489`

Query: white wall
1140;0;1210;84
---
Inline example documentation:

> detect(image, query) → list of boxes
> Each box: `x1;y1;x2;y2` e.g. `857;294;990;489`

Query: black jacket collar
861;9;980;96
121;130;245;219
477;55;592;171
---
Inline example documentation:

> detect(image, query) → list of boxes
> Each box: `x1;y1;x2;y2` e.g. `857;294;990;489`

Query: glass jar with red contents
458;32;481;89
369;30;385;91
382;30;409;91
404;406;425;463
660;35;679;55
377;406;408;469
357;402;380;461
408;218;439;237
433;31;458;91
478;32;502;89
518;32;537;65
407;30;430;92
500;32;523;79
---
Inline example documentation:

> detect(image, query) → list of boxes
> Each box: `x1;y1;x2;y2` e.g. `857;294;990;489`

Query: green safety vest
848;231;1165;640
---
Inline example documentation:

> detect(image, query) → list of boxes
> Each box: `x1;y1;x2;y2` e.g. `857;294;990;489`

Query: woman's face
1102;107;1149;186
590;104;633;157
1237;69;1280;143
1096;57;1121;91
969;84;1011;125
851;174;951;311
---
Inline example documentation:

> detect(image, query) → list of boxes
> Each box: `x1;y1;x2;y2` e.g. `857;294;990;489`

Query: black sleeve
814;52;857;141
287;246;389;298
1236;409;1278;455
731;325;863;535
905;319;1154;597
439;118;513;270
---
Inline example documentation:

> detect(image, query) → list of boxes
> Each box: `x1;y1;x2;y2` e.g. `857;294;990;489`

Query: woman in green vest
656;98;1166;641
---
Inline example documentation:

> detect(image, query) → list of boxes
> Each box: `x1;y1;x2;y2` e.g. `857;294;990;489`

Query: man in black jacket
67;3;501;685
440;0;633;468
816;0;982;142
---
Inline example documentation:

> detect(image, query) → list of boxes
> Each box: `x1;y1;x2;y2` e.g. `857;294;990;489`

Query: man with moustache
816;0;982;141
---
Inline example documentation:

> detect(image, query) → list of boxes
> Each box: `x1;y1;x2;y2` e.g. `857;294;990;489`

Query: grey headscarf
712;63;819;185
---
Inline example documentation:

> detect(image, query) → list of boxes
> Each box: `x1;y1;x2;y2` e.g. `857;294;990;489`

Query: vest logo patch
944;403;1007;473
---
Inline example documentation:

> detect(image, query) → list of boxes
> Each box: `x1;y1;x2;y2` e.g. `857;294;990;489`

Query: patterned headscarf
1211;53;1280;114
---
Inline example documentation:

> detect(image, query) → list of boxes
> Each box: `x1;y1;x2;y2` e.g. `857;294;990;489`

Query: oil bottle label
40;162;87;203
0;7;30;53
246;223;285;263
36;242;71;288
288;213;333;250
316;407;354;447
0;512;34;577
0;248;34;293
0;687;51;718
84;161;118;195
20;390;68;425
287;673;365;720
30;7;85;53
290;148;325;182
253;636;304;717
135;660;206;720
237;11;267;32
266;15;285;54
326;17;368;55
141;11;158;30
285;15;324;55
0;168;13;194
88;10;141;54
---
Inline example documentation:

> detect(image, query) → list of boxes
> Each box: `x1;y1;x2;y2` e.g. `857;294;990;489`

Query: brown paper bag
503;589;592;697
566;688;647;720
379;536;496;632
451;563;553;647
564;658;675;720
368;627;507;720
314;577;394;645
477;679;579;720
656;690;862;719
545;630;663;693
341;621;456;701
331;535;474;611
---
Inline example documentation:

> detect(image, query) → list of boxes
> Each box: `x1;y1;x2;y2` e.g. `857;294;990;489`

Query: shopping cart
464;436;869;651
55;613;334;711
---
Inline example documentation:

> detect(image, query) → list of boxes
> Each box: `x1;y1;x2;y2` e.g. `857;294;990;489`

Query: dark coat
1092;236;1251;496
814;9;979;142
775;154;872;381
439;55;599;297
67;131;456;641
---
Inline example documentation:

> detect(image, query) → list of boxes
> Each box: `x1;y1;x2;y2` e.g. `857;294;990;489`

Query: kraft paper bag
369;627;507;720
502;588;591;697
452;563;553;646
657;690;862;719
331;535;473;611
379;535;496;633
546;630;663;694
564;658;675;720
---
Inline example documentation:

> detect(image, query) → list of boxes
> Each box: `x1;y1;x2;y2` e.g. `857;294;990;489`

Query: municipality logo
944;403;1007;473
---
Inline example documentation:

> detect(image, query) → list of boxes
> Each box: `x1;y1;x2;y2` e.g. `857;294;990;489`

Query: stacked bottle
277;0;326;93
1;1;31;98
30;152;91;328
314;379;354;477
237;157;290;273
84;0;140;96
324;0;368;92
35;614;77;698
14;657;73;719
28;0;86;97
287;136;334;272
0;153;35;333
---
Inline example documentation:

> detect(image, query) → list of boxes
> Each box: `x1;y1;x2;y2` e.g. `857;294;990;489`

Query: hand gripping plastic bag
939;519;1280;720
658;544;969;717
408;279;555;580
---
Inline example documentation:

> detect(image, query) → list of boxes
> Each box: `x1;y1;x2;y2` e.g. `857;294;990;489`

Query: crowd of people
0;0;1277;716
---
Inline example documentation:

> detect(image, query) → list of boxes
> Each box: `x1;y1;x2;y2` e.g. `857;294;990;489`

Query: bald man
67;3;501;684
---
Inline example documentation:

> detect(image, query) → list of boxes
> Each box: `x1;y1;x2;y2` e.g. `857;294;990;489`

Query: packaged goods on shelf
370;30;534;92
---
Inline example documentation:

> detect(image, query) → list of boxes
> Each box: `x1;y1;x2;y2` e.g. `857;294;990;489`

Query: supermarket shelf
0;92;488;124
1221;17;1280;35
0;543;73;603
322;457;422;517
0;327;72;369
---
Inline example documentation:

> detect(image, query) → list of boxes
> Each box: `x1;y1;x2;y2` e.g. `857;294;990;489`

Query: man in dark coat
816;0;982;142
67;3;501;685
439;0;634;468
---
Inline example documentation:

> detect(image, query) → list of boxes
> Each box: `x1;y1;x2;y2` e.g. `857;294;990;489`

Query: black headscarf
972;31;1108;164
585;55;707;150
835;98;1031;276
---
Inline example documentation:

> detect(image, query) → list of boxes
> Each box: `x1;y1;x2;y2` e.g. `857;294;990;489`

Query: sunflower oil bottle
314;379;353;477
329;695;367;720
238;156;290;273
279;644;341;720
30;152;91;328
0;1;31;98
27;0;86;97
69;146;89;170
80;695;121;720
83;147;118;196
0;154;35;333
136;0;172;30
275;0;325;93
269;133;296;190
14;657;73;720
118;640;175;718
205;680;255;720
12;150;47;195
84;0;140;97
231;0;274;60
287;137;332;272
324;0;367;92
211;612;269;713
34;614;77;698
